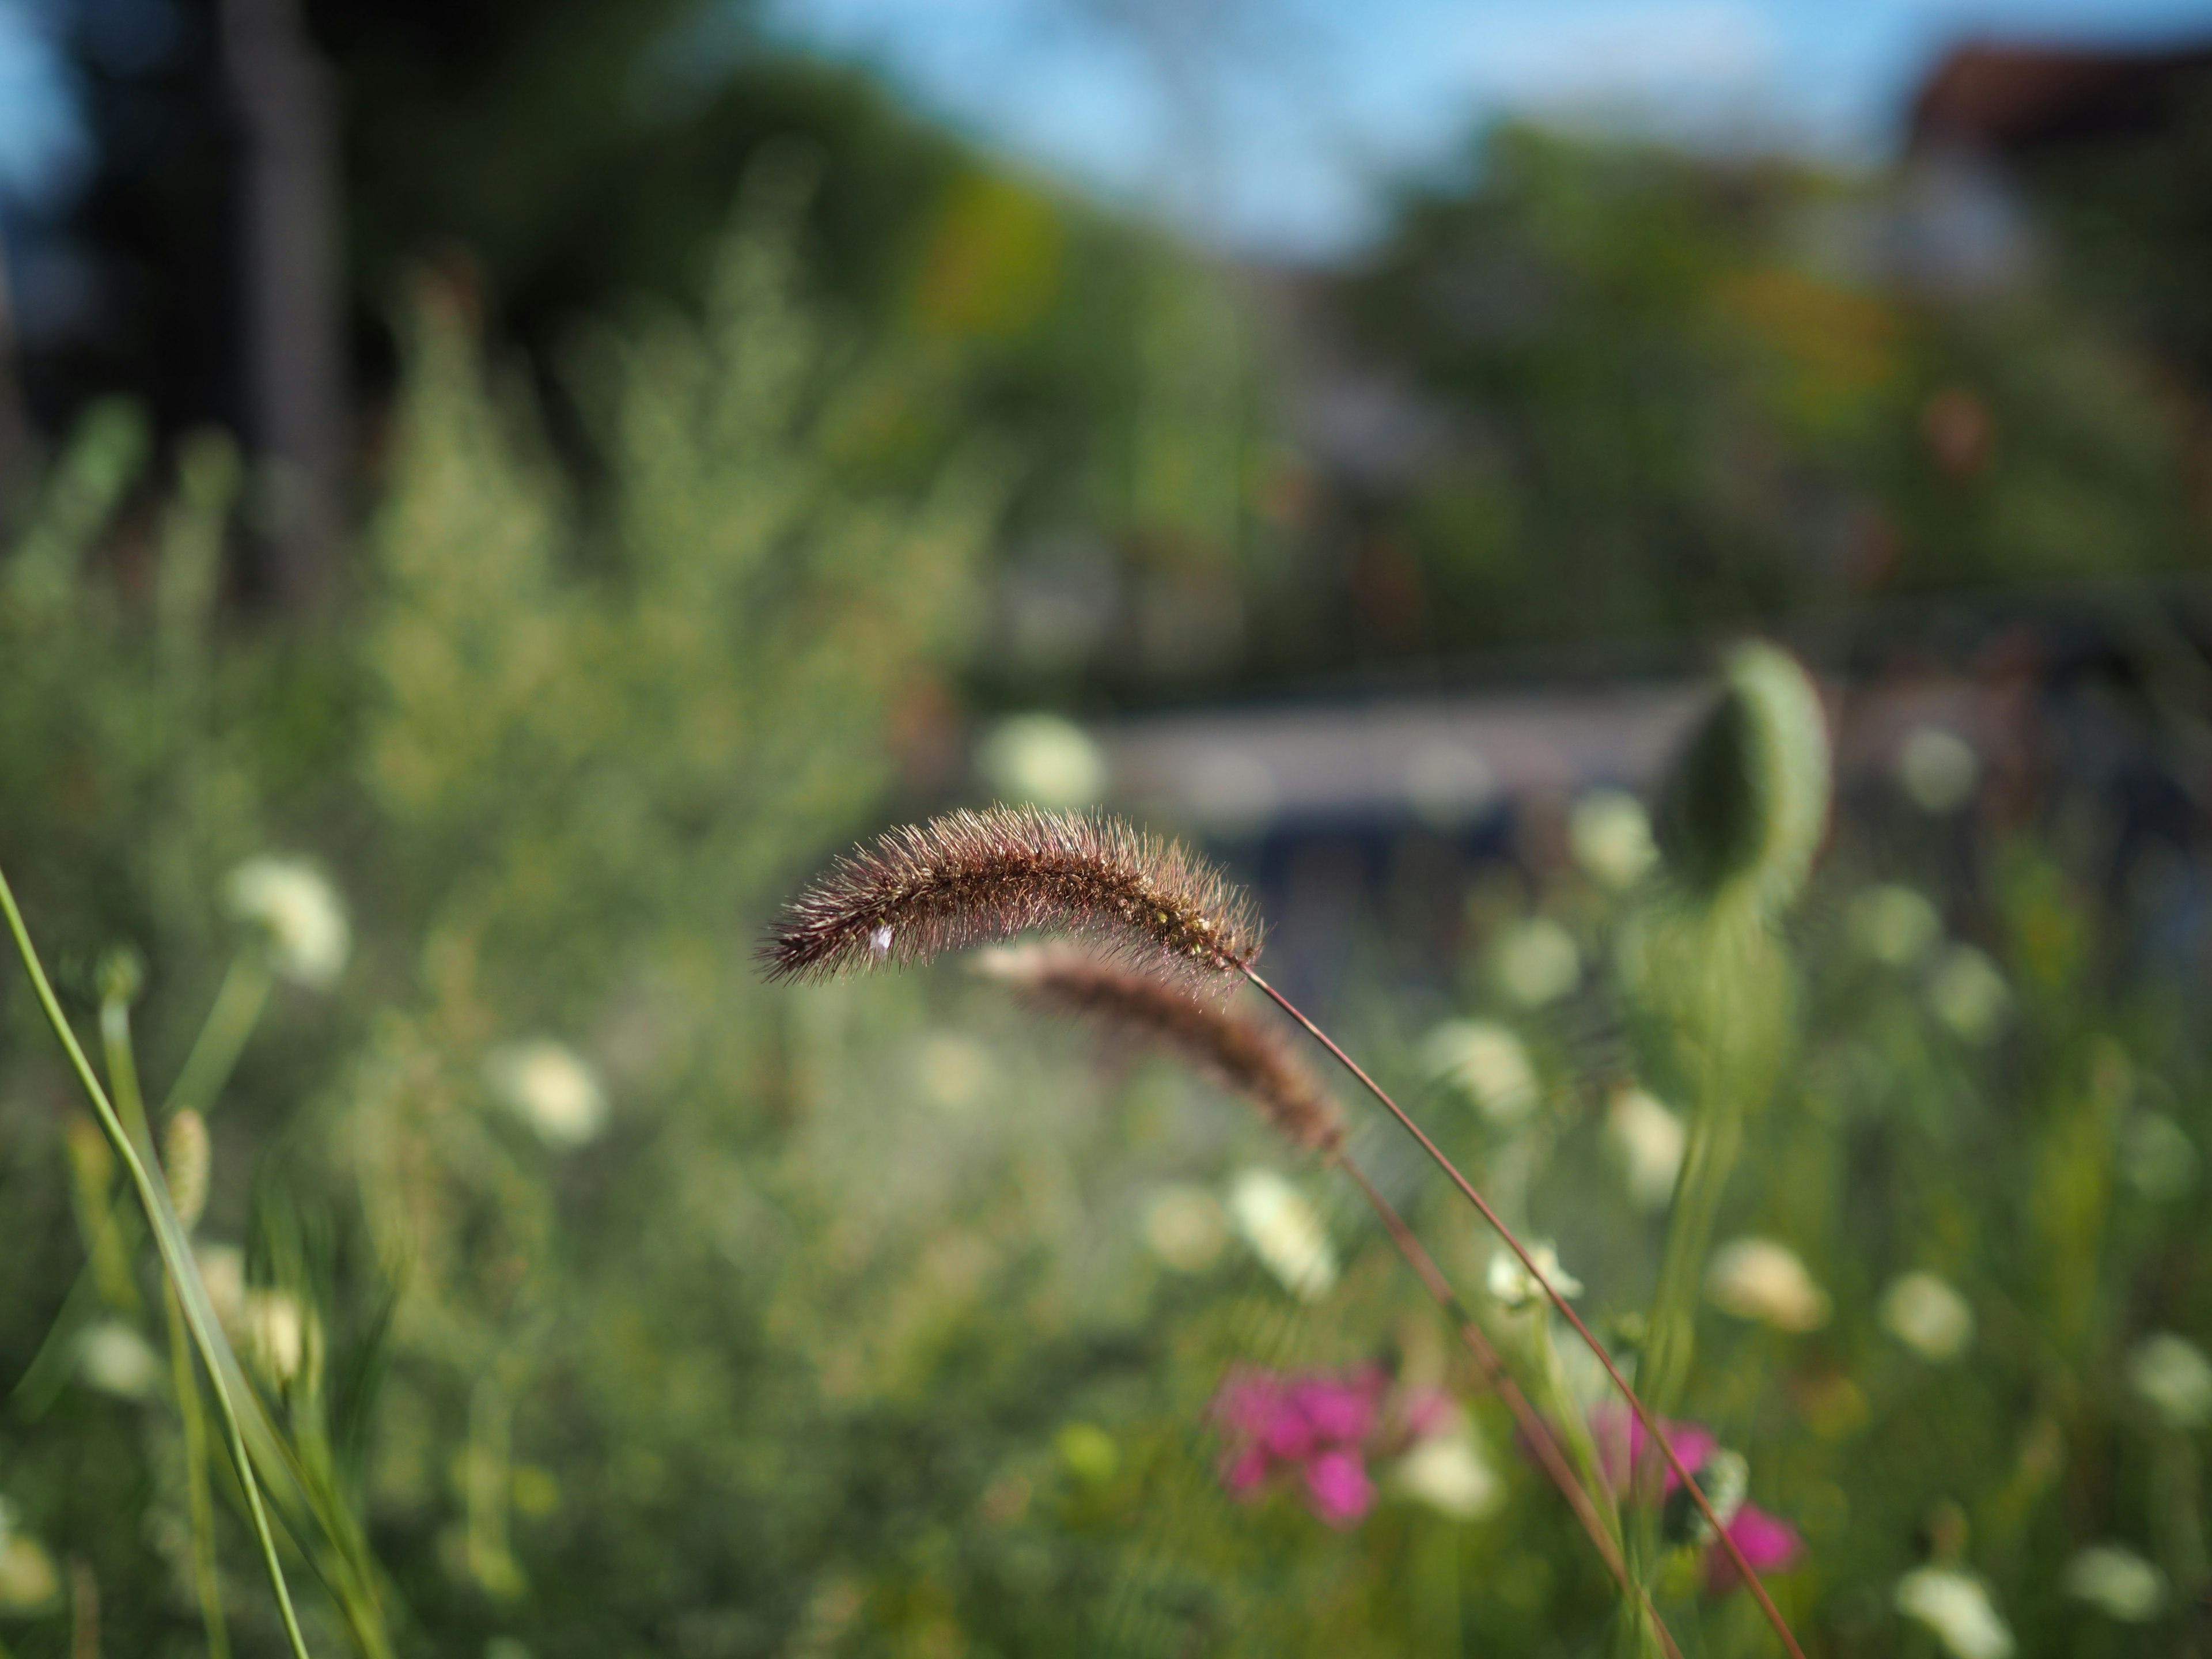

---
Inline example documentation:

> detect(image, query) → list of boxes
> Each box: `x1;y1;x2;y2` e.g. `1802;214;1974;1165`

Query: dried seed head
163;1108;211;1230
978;944;1342;1155
761;806;1262;987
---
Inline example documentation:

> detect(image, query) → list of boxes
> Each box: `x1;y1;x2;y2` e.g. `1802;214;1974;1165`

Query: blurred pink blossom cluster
1210;1363;1452;1528
1589;1407;1804;1594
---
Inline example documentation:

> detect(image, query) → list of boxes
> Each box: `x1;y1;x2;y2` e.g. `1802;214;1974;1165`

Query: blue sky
4;0;2210;251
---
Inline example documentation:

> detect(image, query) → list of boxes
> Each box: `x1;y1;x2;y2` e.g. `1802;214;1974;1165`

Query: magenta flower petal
1705;1505;1804;1594
1592;1406;1717;1493
1303;1448;1374;1528
1289;1377;1377;1446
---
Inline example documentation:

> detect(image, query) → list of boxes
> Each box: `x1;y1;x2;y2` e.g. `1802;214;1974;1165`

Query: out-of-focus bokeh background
3;1;2212;1653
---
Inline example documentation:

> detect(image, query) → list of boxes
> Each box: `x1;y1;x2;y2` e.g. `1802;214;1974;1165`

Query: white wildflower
1392;1421;1503;1520
977;714;1107;809
1897;726;1980;815
1927;947;2011;1044
487;1039;609;1149
244;1288;316;1387
1494;918;1580;1007
222;855;351;989
1226;1169;1337;1301
1605;1086;1685;1214
1895;1566;2014;1659
1880;1272;1975;1363
77;1321;161;1399
1422;1019;1540;1126
2062;1544;2166;1622
1705;1238;1830;1332
2119;1113;2197;1202
1569;789;1657;891
1487;1242;1582;1312
1850;884;1942;968
2127;1331;2212;1431
1142;1184;1227;1274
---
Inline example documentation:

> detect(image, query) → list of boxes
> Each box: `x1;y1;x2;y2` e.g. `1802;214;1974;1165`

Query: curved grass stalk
1244;967;1806;1659
100;993;233;1659
0;862;315;1659
1330;1157;1680;1659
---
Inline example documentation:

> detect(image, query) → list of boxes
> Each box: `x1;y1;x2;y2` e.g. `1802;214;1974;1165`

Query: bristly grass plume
761;805;1262;987
978;944;1342;1154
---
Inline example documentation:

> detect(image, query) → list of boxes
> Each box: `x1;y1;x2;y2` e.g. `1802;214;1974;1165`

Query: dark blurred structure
1909;37;2212;391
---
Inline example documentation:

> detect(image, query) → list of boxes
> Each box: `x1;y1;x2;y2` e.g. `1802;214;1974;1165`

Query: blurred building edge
1910;39;2212;154
1099;685;1705;841
1900;36;2212;378
223;0;346;611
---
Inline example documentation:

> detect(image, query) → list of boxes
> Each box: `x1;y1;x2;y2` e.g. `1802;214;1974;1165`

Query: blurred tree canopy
1316;124;2210;665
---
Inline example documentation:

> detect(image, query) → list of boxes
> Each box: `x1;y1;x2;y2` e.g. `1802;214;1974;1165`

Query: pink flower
1304;1448;1375;1528
1570;1406;1804;1598
1590;1403;1718;1495
1208;1363;1434;1529
1705;1505;1804;1594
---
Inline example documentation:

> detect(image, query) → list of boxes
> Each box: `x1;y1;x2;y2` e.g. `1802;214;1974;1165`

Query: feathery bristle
760;805;1262;986
978;945;1342;1154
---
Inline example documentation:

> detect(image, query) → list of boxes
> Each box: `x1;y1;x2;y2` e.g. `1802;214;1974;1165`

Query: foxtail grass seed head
222;854;351;988
978;945;1343;1154
1654;642;1830;914
163;1107;211;1230
762;806;1261;989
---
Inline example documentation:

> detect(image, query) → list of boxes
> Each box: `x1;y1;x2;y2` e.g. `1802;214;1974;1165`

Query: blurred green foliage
1334;126;2207;657
3;132;2212;1659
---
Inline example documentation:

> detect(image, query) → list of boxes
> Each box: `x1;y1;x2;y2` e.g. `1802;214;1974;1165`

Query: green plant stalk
167;1283;233;1659
0;862;314;1659
1527;1310;1670;1659
1245;968;1806;1659
100;958;395;1659
164;953;273;1118
104;993;232;1659
1332;1158;1673;1657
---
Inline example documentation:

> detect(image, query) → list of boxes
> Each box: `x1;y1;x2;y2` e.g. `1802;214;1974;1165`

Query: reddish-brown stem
1331;1155;1683;1659
1246;968;1805;1659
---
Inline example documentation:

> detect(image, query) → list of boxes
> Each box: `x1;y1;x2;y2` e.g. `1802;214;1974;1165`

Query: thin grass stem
1331;1157;1679;1659
0;862;315;1659
166;1282;233;1659
1245;967;1805;1659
